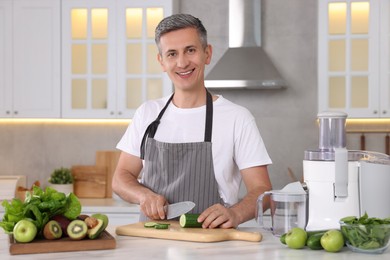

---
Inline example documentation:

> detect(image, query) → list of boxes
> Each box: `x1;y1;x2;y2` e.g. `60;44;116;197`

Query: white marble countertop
1;199;389;259
1;222;389;259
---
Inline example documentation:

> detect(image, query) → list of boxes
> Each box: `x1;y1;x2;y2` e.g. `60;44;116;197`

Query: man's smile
176;69;195;77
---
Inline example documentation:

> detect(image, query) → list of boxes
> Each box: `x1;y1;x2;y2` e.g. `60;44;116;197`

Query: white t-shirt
116;95;272;206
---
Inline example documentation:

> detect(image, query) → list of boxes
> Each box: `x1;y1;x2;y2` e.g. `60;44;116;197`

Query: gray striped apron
139;90;222;221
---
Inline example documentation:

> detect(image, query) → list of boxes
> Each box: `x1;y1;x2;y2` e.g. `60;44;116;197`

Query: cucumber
306;232;326;250
306;230;328;237
280;233;287;245
179;214;202;228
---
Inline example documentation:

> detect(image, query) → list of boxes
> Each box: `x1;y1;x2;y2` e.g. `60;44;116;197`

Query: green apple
320;229;344;252
13;219;38;243
285;227;307;249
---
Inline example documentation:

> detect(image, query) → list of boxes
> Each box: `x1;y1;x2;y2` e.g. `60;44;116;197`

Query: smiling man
112;14;272;229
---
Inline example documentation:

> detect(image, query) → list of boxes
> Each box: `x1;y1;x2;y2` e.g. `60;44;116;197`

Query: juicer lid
317;111;348;119
304;149;390;163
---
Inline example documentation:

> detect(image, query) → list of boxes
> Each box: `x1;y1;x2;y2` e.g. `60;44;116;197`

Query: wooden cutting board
116;222;262;243
9;231;116;255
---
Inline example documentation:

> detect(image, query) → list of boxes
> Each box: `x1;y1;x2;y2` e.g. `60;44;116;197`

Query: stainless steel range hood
205;0;286;89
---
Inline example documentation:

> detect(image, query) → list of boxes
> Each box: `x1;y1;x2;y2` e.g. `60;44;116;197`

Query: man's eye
167;52;176;58
187;48;196;54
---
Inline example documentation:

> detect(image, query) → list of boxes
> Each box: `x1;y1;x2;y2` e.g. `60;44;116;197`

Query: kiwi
67;220;88;240
43;220;62;240
87;219;105;239
51;215;71;237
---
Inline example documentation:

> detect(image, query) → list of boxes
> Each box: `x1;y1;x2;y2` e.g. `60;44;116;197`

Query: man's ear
157;53;166;72
205;44;212;65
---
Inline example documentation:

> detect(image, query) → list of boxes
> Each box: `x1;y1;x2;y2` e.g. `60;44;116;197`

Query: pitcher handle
256;191;272;228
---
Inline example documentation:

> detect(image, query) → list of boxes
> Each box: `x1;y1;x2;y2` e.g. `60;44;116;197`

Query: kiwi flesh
67;220;88;240
43;220;62;240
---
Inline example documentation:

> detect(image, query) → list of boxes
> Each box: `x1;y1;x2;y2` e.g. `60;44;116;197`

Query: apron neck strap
140;89;213;159
204;90;213;142
140;94;174;159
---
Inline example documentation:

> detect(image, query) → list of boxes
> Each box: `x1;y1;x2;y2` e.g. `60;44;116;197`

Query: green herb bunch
48;167;73;184
340;213;390;250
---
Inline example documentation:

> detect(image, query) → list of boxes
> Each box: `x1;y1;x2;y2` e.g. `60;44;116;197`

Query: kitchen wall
0;0;388;190
185;0;320;188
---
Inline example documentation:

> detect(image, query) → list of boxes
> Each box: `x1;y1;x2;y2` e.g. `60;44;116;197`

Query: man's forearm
230;186;270;224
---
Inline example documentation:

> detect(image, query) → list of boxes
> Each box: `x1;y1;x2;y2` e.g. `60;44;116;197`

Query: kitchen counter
1;199;389;259
1;222;389;259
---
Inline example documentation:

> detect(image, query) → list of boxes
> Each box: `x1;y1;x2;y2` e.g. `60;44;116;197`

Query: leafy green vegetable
340;213;390;250
0;186;81;235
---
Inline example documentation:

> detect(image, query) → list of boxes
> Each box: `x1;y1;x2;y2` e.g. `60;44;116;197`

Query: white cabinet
380;1;390;118
0;0;12;118
0;0;60;118
318;0;389;118
79;198;140;226
61;0;174;119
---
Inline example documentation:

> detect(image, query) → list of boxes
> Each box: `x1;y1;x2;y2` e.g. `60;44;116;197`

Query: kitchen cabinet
318;0;389;118
61;0;174;119
0;0;60;118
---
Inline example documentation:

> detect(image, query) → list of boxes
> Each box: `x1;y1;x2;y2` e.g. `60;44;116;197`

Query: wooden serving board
9;231;116;255
116;222;262;243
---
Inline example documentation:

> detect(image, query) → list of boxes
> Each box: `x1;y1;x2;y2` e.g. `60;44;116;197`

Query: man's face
157;27;212;91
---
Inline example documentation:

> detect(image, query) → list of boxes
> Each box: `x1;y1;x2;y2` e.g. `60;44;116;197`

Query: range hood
205;0;286;89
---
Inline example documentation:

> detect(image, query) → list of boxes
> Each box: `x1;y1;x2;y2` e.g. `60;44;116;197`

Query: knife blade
165;201;195;219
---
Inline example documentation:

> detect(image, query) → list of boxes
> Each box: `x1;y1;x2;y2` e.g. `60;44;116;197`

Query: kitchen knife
165;201;195;219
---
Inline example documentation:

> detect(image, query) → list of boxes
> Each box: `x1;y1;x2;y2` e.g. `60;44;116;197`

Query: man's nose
177;54;189;68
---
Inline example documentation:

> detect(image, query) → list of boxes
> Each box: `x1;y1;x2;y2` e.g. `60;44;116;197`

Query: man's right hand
139;193;168;220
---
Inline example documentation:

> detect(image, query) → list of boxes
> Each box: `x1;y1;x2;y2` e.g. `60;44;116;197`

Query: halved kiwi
43;220;62;240
67;220;88;240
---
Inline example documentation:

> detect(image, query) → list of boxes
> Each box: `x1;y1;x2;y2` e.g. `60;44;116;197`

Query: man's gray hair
155;13;208;53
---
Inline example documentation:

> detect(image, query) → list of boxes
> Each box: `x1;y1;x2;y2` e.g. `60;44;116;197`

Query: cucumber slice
144;222;170;229
154;223;170;229
144;222;158;228
179;214;202;228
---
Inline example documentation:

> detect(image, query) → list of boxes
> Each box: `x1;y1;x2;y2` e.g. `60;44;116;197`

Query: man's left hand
197;204;240;229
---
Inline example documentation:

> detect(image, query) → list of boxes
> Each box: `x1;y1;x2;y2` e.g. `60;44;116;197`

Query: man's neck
172;88;208;108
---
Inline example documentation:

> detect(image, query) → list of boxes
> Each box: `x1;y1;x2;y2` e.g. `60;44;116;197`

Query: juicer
303;111;390;231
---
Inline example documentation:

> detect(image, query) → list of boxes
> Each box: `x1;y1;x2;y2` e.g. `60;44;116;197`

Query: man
112;13;272;229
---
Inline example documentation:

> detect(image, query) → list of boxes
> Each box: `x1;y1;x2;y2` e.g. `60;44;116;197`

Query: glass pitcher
256;191;308;236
